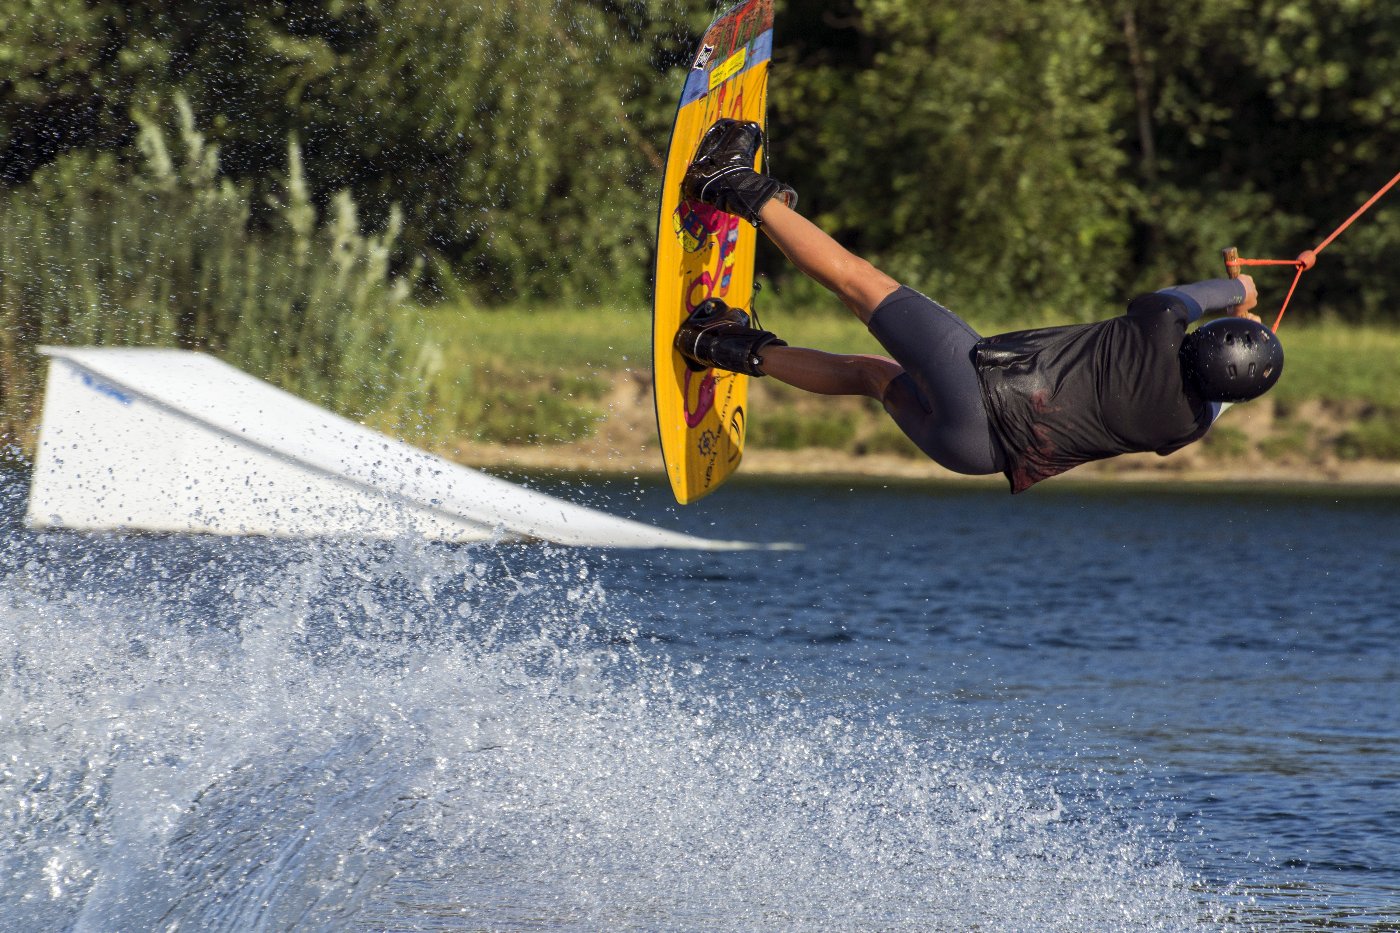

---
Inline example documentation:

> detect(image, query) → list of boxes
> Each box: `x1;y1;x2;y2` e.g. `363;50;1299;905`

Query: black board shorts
867;286;1003;476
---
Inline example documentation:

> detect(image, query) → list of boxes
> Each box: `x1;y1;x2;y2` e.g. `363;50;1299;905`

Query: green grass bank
395;303;1400;472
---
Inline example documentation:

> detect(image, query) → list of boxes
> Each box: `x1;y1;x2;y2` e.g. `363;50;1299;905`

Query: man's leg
681;121;1001;475
756;200;900;324
685;119;899;323
759;346;902;399
681;122;904;397
747;200;904;397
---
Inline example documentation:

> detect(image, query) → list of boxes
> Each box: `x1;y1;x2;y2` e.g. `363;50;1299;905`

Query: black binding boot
675;298;787;376
682;119;797;226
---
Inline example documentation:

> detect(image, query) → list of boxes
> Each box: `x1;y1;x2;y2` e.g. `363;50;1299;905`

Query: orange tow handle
1221;168;1399;332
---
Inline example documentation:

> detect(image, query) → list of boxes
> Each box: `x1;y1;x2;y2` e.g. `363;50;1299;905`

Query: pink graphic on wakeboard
673;200;724;253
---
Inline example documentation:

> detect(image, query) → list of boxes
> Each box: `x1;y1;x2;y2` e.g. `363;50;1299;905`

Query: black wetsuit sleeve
1153;279;1248;322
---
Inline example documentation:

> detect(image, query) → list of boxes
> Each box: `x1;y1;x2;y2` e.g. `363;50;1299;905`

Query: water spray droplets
0;527;1218;930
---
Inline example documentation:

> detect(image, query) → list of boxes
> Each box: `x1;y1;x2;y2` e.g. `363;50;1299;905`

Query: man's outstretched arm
1157;276;1260;323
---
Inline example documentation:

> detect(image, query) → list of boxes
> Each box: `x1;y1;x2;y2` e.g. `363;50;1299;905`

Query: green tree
1;0;709;303
7;0;1399;318
772;0;1131;323
1107;0;1400;313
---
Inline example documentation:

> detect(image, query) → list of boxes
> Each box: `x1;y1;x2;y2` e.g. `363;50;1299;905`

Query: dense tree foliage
1101;0;1400;316
2;0;1398;319
1;0;703;303
773;0;1400;319
773;0;1130;318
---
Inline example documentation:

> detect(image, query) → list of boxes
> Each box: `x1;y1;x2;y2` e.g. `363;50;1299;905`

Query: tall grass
0;97;420;445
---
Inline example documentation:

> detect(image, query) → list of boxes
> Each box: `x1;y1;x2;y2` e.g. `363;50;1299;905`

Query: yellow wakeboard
652;0;774;504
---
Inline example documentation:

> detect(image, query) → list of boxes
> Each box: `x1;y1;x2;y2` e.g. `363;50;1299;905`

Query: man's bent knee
858;355;904;399
838;259;901;323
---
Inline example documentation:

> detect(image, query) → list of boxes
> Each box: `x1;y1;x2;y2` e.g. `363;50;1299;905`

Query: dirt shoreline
445;438;1400;490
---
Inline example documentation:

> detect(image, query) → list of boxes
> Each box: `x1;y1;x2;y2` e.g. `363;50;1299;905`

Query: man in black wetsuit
675;120;1284;493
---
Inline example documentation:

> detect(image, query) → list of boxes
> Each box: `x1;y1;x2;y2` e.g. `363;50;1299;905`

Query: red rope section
1227;168;1400;332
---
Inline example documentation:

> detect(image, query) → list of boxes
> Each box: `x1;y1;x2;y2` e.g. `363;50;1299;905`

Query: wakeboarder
675;120;1283;492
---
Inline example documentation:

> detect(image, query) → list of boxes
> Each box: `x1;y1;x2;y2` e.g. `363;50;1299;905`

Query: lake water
1;470;1396;930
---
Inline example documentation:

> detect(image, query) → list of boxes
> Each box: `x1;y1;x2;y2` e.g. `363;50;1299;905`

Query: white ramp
26;347;747;549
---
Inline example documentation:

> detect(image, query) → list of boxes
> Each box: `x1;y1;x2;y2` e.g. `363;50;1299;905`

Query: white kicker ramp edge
25;347;753;550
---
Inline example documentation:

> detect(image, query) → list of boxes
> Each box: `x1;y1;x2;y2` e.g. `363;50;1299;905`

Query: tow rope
1223;168;1400;332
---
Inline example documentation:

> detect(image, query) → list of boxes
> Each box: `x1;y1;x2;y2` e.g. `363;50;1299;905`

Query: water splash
0;523;1227;931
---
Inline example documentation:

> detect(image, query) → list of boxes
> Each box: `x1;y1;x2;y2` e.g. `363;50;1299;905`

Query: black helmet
1180;318;1284;402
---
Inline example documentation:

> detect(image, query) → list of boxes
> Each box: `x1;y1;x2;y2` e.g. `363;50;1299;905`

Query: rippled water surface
2;470;1396;930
